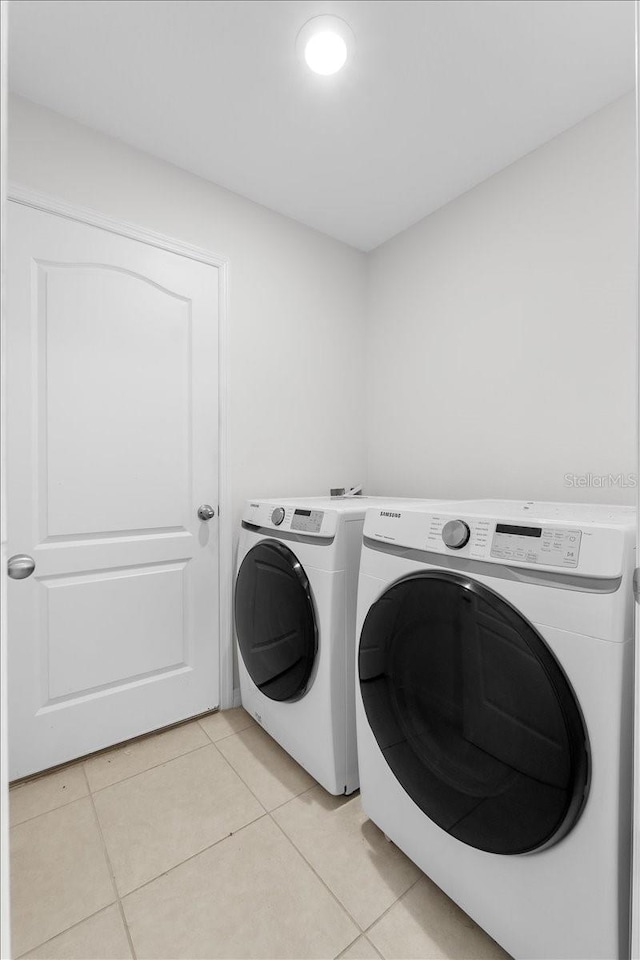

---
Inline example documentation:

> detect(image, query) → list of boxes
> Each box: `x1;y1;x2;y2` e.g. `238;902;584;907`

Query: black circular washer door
358;571;590;855
235;540;318;702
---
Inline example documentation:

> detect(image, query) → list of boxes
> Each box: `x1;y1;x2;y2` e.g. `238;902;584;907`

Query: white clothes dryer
235;496;444;795
355;500;635;960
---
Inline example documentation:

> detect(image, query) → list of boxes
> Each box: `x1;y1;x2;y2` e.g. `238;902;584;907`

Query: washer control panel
425;515;492;556
490;523;581;568
442;519;471;550
364;507;627;578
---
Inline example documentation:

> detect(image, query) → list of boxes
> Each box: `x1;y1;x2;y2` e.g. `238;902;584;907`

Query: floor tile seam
211;732;321;815
85;739;214;796
9;759;85;791
117;810;272;901
82;765;138;960
267;811;366;936
9;721;209;796
208;738;272;814
8;786;90;828
8;791;92;833
361;871;424;940
8;709;228;792
267;783;318;813
13;903;123;960
196;716;255;744
11;734;212;822
333;931;379;960
270;800;420;936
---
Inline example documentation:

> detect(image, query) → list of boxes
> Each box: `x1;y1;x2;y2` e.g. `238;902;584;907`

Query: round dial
271;507;285;526
442;519;471;550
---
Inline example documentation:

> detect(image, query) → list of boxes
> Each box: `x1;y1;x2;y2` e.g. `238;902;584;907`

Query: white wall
366;93;637;505
7;94;368;531
10;93;636;519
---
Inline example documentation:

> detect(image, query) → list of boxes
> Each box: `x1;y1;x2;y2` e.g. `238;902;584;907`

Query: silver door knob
197;504;215;521
7;554;36;580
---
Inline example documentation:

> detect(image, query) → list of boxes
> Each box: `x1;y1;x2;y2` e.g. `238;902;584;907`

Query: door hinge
633;567;640;603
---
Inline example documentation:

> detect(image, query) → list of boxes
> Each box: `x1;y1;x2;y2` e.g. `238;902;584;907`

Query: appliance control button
442;519;471;550
271;507;285;526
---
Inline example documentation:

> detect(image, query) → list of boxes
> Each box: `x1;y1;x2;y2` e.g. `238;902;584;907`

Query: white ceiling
8;0;636;251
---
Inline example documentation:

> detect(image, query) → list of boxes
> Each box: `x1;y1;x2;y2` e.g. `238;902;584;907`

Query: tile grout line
207;720;409;945
12;713;416;960
13;904;124;960
9;788;88;828
334;931;375;960
13;712;264;817
267;780;422;945
83;730;364;925
11;789;140;959
9;759;86;791
114;811;273;900
267;811;367;937
206;735;335;847
267;782;318;813
9;710;225;791
207;721;320;817
11;720;223;820
334;931;383;960
81;765;138;960
82;713;256;798
27;729;272;910
11;712;258;826
91;730;274;903
196;715;255;744
207;737;273;815
361;872;424;942
86;737;214;796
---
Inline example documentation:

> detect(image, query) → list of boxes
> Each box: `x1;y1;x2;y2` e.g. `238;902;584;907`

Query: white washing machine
235;496;444;795
355;499;635;960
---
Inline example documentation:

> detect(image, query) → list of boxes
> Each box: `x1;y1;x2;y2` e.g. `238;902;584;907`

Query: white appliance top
442;499;636;526
242;496;446;538
363;500;636;578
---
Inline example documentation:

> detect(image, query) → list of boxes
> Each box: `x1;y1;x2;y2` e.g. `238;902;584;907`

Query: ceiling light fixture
297;15;354;76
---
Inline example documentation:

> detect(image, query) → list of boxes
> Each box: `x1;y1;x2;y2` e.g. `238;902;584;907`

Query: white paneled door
6;201;220;779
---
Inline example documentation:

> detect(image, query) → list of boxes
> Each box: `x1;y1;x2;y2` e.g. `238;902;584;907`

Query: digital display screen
495;524;542;538
294;509;312;517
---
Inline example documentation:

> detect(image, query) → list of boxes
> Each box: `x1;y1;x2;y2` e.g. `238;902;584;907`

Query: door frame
633;6;640;959
1;3;10;955
5;182;234;714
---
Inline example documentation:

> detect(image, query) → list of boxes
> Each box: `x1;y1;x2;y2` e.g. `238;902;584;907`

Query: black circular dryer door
235;540;318;702
358;572;590;855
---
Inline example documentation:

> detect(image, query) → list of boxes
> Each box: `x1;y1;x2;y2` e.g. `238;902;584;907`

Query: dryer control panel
243;501;338;538
290;509;324;533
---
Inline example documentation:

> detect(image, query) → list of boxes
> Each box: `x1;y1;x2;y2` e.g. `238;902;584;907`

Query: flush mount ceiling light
297;15;354;76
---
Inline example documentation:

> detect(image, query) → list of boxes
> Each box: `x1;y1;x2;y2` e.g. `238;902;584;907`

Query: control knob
442;519;470;550
271;507;285;526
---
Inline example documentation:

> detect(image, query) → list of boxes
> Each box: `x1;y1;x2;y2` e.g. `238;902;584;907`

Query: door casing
6;181;234;726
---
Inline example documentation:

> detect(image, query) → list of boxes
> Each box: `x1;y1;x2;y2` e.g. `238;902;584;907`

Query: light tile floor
10;708;512;960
